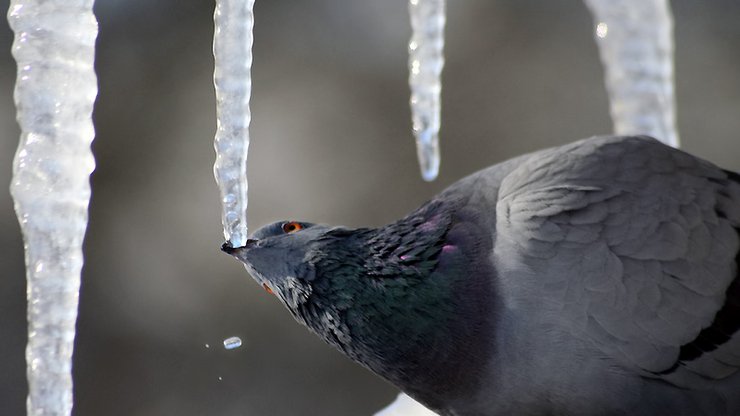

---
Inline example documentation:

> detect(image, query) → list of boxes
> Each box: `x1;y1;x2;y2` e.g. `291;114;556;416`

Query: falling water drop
213;0;255;246
583;0;679;147
223;336;243;350
408;0;446;181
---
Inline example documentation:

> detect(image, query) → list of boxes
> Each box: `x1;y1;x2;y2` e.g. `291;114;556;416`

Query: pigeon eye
282;221;303;233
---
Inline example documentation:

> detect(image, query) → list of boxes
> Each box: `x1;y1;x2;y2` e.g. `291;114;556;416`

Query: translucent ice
223;336;243;350
408;0;446;181
7;1;98;415
584;0;679;147
213;0;255;247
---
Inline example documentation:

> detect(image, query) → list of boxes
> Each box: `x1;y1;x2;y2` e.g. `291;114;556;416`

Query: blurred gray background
1;1;739;415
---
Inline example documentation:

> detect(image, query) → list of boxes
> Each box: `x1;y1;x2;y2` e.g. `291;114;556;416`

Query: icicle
408;0;446;181
583;0;679;147
213;0;254;247
7;1;98;415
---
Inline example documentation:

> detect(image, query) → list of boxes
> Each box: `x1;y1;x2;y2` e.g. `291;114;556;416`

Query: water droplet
223;336;242;350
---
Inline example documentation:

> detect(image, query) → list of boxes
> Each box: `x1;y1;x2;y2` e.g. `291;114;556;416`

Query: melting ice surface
408;0;446;181
213;0;255;247
8;1;98;415
223;336;243;350
584;0;679;147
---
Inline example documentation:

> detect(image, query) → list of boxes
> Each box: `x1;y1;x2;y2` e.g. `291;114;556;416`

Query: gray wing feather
495;135;740;386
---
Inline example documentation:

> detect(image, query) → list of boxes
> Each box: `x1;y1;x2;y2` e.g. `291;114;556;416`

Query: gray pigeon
222;135;740;415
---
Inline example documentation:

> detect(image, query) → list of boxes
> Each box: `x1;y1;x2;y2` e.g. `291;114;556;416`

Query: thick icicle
583;0;679;147
7;1;98;415
213;0;254;247
408;0;446;181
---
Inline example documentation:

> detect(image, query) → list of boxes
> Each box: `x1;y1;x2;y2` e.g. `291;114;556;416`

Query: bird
222;135;740;415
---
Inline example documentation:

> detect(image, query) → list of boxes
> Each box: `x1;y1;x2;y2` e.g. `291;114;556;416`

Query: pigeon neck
303;199;497;412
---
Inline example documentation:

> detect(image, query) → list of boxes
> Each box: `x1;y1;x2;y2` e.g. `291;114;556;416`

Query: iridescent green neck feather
290;200;497;411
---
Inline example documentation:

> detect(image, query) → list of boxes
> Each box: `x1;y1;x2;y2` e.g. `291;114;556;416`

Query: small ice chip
223;336;242;350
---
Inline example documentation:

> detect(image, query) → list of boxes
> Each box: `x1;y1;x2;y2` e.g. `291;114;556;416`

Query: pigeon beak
221;239;259;256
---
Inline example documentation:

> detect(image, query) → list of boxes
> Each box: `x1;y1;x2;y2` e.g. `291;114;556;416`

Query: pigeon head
222;221;328;303
223;199;495;411
221;213;451;334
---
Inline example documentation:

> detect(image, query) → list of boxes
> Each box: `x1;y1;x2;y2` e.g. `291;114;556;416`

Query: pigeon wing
495;136;740;387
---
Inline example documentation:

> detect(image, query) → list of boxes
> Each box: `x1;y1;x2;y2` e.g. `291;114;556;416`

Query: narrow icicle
7;1;98;415
213;0;254;247
408;0;446;181
583;0;679;147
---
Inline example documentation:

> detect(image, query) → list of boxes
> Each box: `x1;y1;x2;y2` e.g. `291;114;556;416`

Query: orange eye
282;221;303;233
262;283;274;295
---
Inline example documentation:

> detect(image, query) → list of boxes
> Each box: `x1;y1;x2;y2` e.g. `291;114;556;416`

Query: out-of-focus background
1;1;738;415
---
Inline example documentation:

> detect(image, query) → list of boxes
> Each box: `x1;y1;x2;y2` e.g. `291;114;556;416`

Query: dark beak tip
220;242;235;254
221;239;258;255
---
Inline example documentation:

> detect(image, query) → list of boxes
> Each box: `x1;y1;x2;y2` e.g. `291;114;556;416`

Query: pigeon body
225;136;740;415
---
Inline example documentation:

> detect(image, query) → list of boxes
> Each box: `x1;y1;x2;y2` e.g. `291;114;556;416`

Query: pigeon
222;135;740;415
